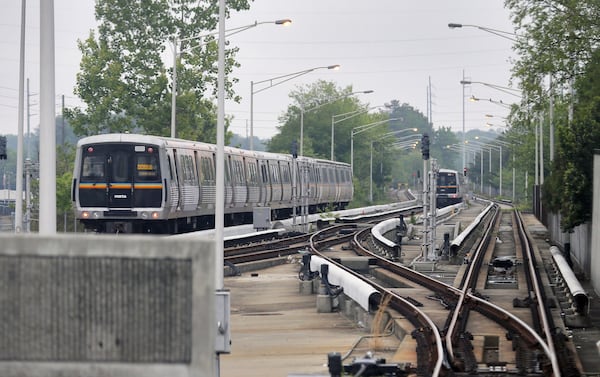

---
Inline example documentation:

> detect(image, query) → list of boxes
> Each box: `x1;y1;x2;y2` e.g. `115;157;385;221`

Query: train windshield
437;172;457;187
79;143;162;208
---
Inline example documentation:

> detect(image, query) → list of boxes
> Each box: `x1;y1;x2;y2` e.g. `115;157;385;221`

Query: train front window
82;155;105;180
438;173;457;186
110;151;130;182
136;154;160;182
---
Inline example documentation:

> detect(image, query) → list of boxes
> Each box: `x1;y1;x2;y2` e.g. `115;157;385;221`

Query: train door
245;158;260;206
258;159;270;206
224;154;234;207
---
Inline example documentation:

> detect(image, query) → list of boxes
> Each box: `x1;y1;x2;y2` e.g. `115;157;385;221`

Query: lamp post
350;118;402;174
299;89;370;157
469;139;503;197
448;23;517;42
329;92;374;160
460;77;518;175
367;129;418;203
170;18;291;139
250;65;339;151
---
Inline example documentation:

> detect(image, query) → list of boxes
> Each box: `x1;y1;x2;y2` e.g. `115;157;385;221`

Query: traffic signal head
463;167;467;176
0;136;6;160
421;133;430;160
291;140;298;159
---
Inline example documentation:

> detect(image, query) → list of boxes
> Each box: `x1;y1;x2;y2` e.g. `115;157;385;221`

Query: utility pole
429;159;438;261
421;133;430;261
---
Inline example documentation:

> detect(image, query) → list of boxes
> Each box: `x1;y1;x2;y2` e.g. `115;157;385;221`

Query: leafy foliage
67;0;250;142
505;0;600;229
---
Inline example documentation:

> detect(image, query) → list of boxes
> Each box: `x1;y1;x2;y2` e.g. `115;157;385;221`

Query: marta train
71;133;353;234
436;168;463;208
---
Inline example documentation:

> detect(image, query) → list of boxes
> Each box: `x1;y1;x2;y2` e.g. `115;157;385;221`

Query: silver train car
436;168;463;208
71;133;353;234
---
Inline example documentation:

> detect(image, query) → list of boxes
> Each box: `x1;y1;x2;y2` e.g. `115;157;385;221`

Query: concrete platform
220;260;388;377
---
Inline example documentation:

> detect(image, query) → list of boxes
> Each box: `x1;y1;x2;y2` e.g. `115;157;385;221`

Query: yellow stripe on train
79;183;107;189
134;184;163;189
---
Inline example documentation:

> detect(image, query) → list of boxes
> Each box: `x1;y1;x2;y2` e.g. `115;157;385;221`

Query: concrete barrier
0;233;215;377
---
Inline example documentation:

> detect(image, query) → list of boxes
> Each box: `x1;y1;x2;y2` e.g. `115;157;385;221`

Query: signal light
421;133;430;160
0;136;7;160
463;167;467;176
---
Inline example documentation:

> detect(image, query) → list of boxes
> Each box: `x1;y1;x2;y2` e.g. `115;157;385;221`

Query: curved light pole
300;89;371;157
469;95;513;109
350;118;401;174
448;23;517;42
329;92;374;160
171;18;291;138
367;130;419;202
250;64;339;151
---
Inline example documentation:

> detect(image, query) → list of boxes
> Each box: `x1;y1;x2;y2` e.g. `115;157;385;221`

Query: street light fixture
461;80;522;98
250;64;340;151
469;95;513;109
367;129;419;202
350;118;401;174
170;18;291;138
329;91;374;160
448;23;517;42
300;89;374;157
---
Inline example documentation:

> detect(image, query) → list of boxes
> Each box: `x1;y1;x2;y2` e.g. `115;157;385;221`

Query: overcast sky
0;0;517;140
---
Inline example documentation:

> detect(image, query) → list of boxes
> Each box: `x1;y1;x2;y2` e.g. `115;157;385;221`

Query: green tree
506;0;600;102
543;49;600;230
66;0;250;142
506;0;600;227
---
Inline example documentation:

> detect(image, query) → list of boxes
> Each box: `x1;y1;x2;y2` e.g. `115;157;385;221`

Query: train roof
438;168;458;174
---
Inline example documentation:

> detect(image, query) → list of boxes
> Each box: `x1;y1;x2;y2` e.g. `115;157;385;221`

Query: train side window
236;160;244;184
224;156;231;184
167;155;175;180
281;163;290;183
260;163;268;183
248;161;258;184
270;164;279;184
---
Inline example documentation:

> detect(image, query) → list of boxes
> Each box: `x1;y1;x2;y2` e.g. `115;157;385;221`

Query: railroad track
306;203;579;376
222;200;580;376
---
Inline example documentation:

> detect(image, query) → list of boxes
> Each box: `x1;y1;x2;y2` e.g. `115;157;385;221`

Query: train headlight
152;212;160;219
81;211;90;219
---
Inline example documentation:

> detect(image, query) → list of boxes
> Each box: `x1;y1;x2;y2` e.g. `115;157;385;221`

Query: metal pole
540;115;544;185
369;141;373;202
300;108;304;156
170;37;177;138
350;132;354;175
429;160;437;260
292;156;297;228
512;154;515;203
330;115;335;160
488;147;492;196
39;0;56;234
15;0;25;233
480;148;483;194
422;158;428;261
499;145;503;197
461;70;466;173
535;115;539;186
250;81;254;150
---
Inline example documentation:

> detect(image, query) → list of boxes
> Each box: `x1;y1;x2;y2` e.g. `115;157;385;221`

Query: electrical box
253;207;271;231
215;290;231;354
